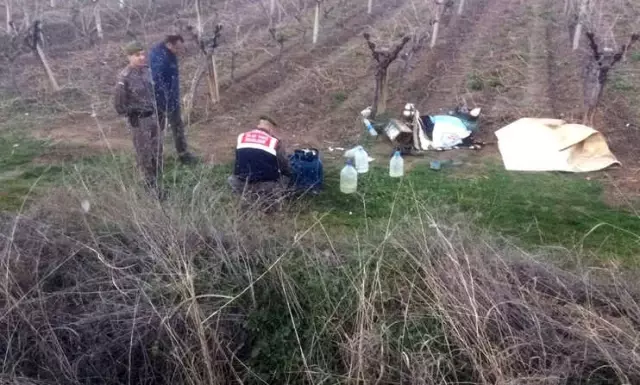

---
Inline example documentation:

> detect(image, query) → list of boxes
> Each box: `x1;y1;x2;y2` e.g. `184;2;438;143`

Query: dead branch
401;29;430;75
431;0;453;48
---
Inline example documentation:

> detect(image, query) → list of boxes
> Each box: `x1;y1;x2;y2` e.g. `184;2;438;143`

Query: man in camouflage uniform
114;41;165;199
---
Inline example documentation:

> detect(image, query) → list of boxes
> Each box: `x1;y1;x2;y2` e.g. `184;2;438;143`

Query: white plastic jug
363;118;378;136
354;146;369;174
389;150;404;177
340;159;358;194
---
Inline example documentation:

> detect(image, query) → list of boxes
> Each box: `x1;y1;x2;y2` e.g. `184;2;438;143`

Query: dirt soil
2;0;640;200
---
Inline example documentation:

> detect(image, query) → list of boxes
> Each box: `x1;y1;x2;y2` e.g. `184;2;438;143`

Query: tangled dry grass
0;165;639;385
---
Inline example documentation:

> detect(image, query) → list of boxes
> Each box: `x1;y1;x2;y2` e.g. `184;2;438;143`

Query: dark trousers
158;109;189;156
131;115;163;194
227;175;292;212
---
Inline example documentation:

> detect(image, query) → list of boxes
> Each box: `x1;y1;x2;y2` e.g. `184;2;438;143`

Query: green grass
0;135;65;210
466;72;484;91
307;163;640;263
2;132;640;263
611;74;635;92
331;91;348;107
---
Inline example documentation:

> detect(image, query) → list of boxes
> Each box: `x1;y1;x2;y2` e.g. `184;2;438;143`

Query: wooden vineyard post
313;0;321;45
573;0;588;50
94;0;103;40
192;0;221;108
195;0;203;36
368;0;372;14
458;0;465;15
5;0;11;32
27;21;61;91
431;0;446;48
182;24;223;122
206;55;220;103
363;33;411;119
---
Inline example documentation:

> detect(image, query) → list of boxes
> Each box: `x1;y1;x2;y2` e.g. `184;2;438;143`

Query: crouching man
228;116;292;208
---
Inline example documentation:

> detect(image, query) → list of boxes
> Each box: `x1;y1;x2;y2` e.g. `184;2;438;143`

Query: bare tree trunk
458;0;465;15
371;74;382;119
367;0;372;14
270;0;276;15
380;70;388;115
5;0;11;32
573;0;588;50
94;2;103;39
312;1;320;44
36;43;61;91
363;33;410;119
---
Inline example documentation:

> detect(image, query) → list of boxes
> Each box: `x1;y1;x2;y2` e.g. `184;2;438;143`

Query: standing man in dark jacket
148;35;197;164
114;41;165;199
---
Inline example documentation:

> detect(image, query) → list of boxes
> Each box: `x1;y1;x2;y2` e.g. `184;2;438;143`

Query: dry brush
1;170;640;384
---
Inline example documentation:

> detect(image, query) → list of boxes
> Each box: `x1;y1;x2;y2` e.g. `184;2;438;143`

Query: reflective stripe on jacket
234;130;281;182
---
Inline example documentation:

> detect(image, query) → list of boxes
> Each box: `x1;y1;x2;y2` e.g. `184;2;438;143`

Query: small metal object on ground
431;159;456;170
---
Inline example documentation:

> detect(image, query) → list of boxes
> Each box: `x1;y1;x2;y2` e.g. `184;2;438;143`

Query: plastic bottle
389;150;404;177
363;118;378;136
340;159;358;194
354;146;369;174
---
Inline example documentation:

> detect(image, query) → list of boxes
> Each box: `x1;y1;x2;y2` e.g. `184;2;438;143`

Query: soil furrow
207;0;407;120
524;0;554;116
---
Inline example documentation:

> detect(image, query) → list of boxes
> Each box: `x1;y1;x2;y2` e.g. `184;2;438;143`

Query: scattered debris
81;199;91;213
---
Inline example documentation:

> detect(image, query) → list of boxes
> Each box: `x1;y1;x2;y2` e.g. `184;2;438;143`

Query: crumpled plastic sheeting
495;118;620;172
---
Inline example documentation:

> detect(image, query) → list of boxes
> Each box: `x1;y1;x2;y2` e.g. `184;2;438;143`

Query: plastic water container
340;159;358;194
389;150;404;177
363;118;378;136
354;146;369;174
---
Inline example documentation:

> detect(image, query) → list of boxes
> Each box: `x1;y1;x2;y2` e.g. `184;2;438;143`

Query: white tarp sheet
495;118;620;172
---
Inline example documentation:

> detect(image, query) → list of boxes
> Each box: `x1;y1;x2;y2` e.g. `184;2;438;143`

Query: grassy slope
2;135;638;265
